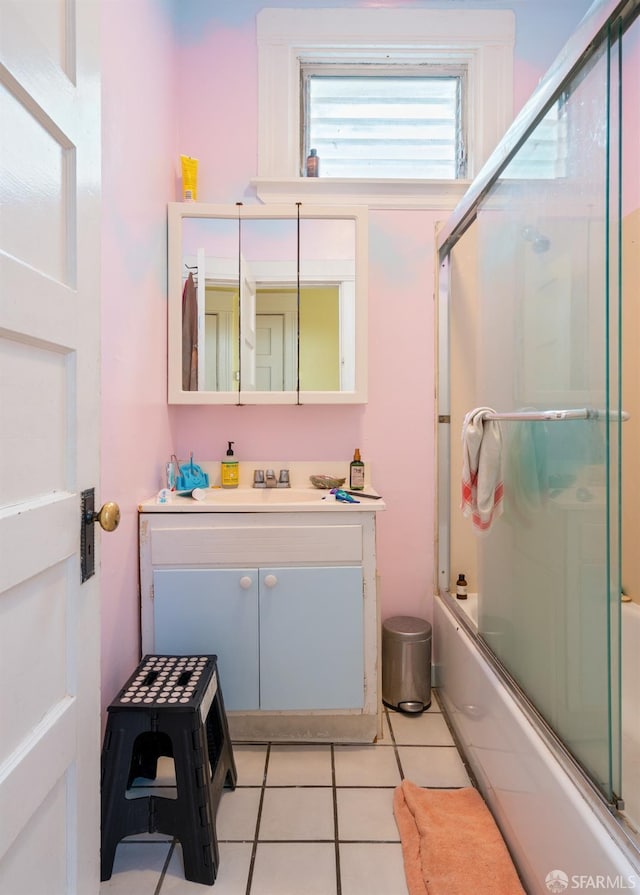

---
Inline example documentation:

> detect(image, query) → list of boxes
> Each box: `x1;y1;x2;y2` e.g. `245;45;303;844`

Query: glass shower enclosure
437;0;638;811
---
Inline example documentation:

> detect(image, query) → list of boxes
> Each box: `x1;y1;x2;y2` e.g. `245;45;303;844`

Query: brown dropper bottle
306;148;319;177
350;449;365;490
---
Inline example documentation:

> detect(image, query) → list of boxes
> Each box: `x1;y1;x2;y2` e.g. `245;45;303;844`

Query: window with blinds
302;67;466;180
503;101;568;180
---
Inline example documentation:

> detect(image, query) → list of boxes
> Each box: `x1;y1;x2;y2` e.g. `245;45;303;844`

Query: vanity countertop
139;487;386;514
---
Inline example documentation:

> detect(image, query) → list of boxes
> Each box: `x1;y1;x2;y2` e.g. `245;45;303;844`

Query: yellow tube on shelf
180;155;198;201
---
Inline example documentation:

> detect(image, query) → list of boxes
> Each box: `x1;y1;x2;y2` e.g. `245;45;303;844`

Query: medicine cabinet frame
167;202;369;405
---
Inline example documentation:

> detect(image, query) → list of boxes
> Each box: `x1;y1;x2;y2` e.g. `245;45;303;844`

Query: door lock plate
81;488;95;582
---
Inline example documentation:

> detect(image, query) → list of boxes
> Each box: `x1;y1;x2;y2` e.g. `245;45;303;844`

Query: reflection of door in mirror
182;216;240;393
250;287;341;392
256;315;284;390
240;264;257;391
204;284;237;391
198;278;302;393
255;292;296;391
200;279;345;392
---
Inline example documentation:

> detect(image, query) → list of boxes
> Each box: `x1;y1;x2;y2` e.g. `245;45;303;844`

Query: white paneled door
0;1;102;893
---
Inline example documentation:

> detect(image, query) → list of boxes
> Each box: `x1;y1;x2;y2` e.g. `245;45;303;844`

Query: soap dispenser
221;442;239;489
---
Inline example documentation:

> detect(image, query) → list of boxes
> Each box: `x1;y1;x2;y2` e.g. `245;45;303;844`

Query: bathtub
622;601;640;834
434;593;640;894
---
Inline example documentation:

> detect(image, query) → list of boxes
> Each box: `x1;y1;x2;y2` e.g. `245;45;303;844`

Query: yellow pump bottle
221;441;239;489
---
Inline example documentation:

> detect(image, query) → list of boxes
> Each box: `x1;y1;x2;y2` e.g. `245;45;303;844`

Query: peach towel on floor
393;781;526;895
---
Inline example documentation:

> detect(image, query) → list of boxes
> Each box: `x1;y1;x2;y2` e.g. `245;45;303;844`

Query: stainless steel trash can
382;616;432;713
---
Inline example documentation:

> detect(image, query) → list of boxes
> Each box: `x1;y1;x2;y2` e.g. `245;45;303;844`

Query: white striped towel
461;407;504;534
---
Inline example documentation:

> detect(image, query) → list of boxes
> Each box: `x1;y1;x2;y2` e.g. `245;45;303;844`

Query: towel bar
482;407;629;422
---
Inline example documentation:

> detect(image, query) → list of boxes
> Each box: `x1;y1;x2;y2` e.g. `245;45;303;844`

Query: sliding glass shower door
445;17;627;803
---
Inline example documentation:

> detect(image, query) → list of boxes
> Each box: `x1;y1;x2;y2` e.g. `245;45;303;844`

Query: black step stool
100;654;237;886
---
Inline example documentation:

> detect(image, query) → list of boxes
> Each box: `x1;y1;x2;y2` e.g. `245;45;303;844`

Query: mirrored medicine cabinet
167;203;368;404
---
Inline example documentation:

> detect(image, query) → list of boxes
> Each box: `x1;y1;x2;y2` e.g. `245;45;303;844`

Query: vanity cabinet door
259;566;364;711
153;568;260;711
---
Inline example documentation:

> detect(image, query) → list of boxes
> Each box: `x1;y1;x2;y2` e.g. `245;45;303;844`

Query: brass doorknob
87;501;121;532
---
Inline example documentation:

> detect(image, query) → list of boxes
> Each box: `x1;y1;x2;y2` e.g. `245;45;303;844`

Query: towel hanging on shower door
461;407;504;534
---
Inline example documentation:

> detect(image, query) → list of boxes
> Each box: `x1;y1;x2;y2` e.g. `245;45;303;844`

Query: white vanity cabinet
153;568;261;710
139;504;382;742
152;565;364;712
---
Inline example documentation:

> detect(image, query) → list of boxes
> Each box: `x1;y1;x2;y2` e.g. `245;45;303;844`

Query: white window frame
254;8;514;209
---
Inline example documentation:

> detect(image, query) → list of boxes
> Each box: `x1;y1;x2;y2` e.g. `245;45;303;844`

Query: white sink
143;485;384;513
200;487;328;505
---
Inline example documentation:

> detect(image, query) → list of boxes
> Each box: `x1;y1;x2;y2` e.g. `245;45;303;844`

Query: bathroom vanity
139;487;385;742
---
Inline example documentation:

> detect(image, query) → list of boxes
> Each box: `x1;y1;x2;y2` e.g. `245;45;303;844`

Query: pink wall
99;0;593;714
100;0;176;710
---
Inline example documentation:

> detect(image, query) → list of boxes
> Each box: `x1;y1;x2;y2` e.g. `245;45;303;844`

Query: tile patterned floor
100;694;472;895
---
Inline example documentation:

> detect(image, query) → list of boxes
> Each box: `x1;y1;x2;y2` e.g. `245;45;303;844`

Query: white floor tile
259;787;334;840
388;710;455;746
232;744;268;786
267;744;332;785
339;842;408;895
381;702;442;742
334;744;401;787
250;842;337;895
128;756;177;799
336;788;400;841
129;755;175;787
397;745;471;787
162;842;252;894
98;699;476;894
217;787;261;841
99;842;170;894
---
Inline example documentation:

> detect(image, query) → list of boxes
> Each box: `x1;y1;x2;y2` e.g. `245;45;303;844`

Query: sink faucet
278;469;290;488
253;469;266;488
265;469;277;488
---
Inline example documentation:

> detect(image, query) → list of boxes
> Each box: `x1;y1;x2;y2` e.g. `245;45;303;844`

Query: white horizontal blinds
306;74;463;179
503;101;568;180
